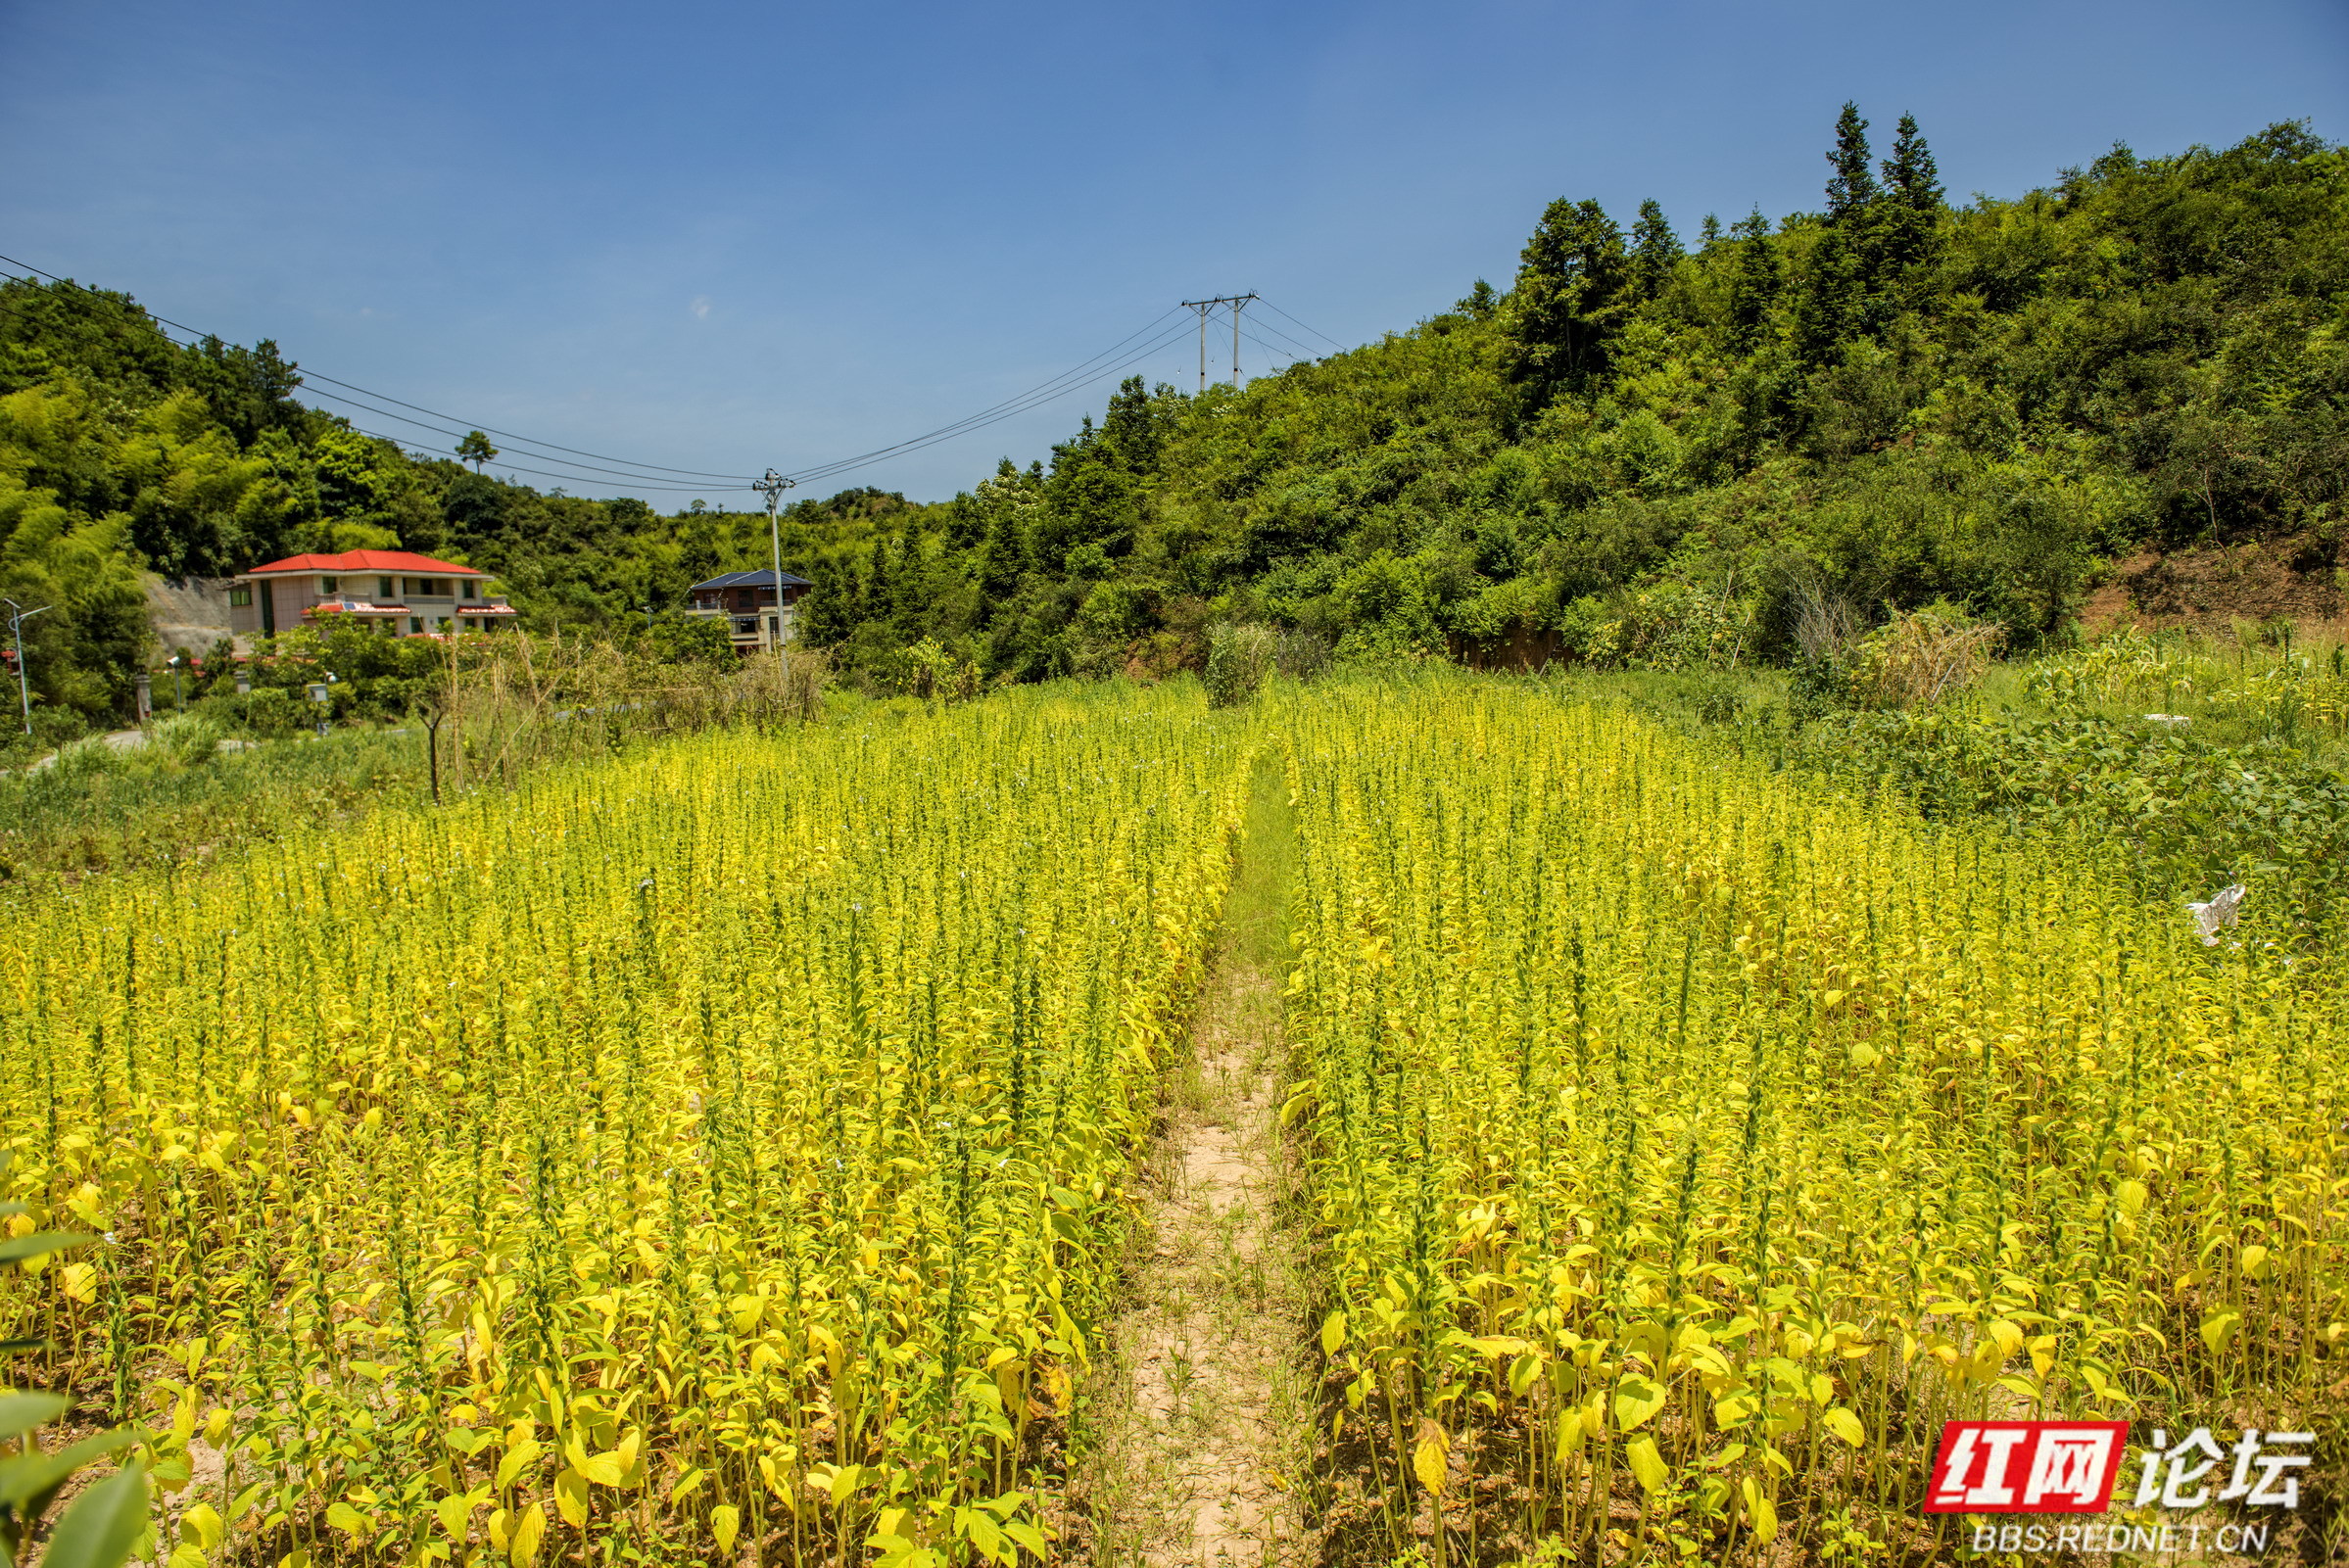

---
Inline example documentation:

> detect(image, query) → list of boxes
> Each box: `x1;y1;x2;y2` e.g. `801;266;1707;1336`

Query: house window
319;576;339;594
462;580;477;600
228;585;252;607
436;617;453;632
377;577;394;598
410;616;424;634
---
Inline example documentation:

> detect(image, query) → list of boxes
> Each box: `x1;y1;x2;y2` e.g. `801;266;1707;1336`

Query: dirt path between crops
1077;761;1313;1568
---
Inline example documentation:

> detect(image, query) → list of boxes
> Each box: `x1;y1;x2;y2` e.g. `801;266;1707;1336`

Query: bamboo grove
1;685;1253;1567
1282;681;2346;1564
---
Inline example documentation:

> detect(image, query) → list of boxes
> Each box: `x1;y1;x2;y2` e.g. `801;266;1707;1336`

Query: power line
301;385;759;490
0;273;764;494
1238;327;1308;368
1;258;1348;500
1244;314;1327;360
337;424;740;492
780;308;1191;484
1256;297;1348;352
784;315;1201;486
0;257;764;483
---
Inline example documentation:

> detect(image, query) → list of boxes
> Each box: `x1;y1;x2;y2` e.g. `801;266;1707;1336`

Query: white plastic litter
2187;883;2246;946
2143;713;2191;727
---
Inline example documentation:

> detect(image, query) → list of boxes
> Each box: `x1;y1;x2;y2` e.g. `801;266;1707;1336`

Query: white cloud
691;295;711;319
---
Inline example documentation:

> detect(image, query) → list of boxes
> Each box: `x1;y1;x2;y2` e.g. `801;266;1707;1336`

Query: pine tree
1503;198;1629;402
1725;209;1781;356
1699;214;1723;249
1824;102;1881;221
1878;113;1945;276
1631;200;1681;303
1800;103;1893;361
976;459;1033;605
1100;376;1165;474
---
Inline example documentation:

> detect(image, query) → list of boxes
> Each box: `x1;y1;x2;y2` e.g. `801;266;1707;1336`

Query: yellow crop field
7;674;2343;1567
1;686;1253;1567
1283;682;2346;1564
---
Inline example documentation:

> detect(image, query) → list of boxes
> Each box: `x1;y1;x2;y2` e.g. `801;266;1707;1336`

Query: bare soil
2082;537;2344;634
1074;767;1312;1568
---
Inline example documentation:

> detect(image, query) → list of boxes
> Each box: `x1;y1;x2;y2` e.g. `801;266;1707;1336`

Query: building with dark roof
688;569;813;655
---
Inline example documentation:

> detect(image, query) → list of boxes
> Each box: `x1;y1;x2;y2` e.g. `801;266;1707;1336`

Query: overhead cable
784;315;1201;486
780;308;1191;484
1256;297;1349;351
0;257;762;483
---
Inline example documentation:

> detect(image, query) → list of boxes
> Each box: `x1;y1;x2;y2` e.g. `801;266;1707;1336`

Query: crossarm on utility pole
4;598;51;736
753;469;797;693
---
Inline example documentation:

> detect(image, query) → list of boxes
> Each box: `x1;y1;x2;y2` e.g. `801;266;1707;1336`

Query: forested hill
867;114;2344;683
4;112;2344;717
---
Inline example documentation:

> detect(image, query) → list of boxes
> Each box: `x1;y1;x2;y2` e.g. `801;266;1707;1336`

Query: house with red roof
228;550;516;638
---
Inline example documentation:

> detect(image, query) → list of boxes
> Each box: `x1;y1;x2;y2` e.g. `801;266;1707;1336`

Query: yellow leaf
1318;1310;1346;1357
2115;1179;2148;1217
1985;1319;2024;1362
1612;1373;1667;1433
437;1492;475;1538
179;1501;224;1551
487;1509;511;1552
1625;1434;1668;1495
1413;1432;1448;1497
553;1466;590;1528
509;1500;546;1568
1467;1335;1531;1358
1849;1041;1881;1069
1741;1476;1779;1543
58;1260;97;1305
496;1439;542;1491
1822;1407;1865;1447
712;1502;742;1552
578;1449;627;1487
324;1501;371;1538
1553;1409;1585;1464
2199;1309;2241;1354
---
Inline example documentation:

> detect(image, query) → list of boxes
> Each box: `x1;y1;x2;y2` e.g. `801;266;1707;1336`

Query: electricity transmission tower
1180;295;1259;392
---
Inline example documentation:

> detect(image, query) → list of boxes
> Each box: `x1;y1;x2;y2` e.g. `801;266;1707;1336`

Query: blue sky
3;0;2343;505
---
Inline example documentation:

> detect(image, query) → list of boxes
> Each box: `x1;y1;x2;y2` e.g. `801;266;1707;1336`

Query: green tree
1503;198;1629;403
455;430;499;472
1630;200;1681;303
1824;101;1882;219
1878;113;1945;278
1798;103;1889;363
1725;208;1782;356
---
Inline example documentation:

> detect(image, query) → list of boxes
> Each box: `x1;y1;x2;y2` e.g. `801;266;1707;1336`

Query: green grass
0;726;431;882
1222;750;1299;972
